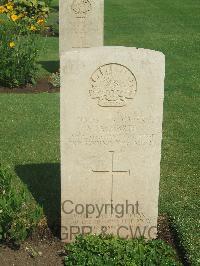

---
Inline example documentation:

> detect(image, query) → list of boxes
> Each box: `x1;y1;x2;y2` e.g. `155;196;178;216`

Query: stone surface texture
61;47;165;242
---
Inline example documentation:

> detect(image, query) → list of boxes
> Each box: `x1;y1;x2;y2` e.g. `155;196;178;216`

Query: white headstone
59;0;104;53
61;47;165;242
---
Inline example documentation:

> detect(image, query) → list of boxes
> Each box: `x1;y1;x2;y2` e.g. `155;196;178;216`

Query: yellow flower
0;6;6;14
30;25;37;31
6;2;14;11
9;41;15;48
11;14;19;22
37;18;45;25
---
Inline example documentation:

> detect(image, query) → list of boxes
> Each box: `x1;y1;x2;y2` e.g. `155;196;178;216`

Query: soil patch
0;79;59;94
0;215;185;266
158;215;176;248
0;239;64;266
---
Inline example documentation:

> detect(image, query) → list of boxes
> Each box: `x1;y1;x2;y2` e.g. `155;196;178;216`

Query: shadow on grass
38;60;60;73
169;219;191;266
51;5;59;12
15;163;60;236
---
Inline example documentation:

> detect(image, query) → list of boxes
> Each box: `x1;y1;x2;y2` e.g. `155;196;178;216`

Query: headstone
59;0;104;53
61;47;165;242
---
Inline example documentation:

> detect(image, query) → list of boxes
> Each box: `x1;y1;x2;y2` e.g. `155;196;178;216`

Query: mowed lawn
0;0;200;264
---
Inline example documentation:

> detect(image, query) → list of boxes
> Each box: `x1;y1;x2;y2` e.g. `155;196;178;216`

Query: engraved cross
92;151;130;200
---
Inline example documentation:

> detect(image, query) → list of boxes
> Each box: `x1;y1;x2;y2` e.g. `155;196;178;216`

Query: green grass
36;0;59;77
0;0;200;264
0;93;60;230
37;36;59;77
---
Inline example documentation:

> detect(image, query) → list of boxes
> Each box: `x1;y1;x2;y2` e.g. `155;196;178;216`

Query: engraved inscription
71;0;92;18
90;63;137;107
67;113;160;147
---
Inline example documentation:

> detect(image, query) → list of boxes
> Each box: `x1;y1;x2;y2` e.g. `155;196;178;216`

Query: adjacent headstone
61;47;165;242
59;0;104;53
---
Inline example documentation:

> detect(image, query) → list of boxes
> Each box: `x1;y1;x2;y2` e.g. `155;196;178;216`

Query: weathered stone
59;0;104;53
61;47;165;242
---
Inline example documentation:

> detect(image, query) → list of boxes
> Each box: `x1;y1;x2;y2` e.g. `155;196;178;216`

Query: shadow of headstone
15;163;60;236
38;60;60;73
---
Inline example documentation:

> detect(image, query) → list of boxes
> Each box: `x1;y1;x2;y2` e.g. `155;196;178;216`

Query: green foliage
11;0;49;19
46;10;59;36
0;166;43;243
65;235;180;266
0;20;39;87
43;0;53;6
5;0;48;21
0;0;49;33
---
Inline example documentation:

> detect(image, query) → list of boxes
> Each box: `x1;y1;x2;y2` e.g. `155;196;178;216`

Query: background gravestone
59;0;104;53
61;47;165;242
